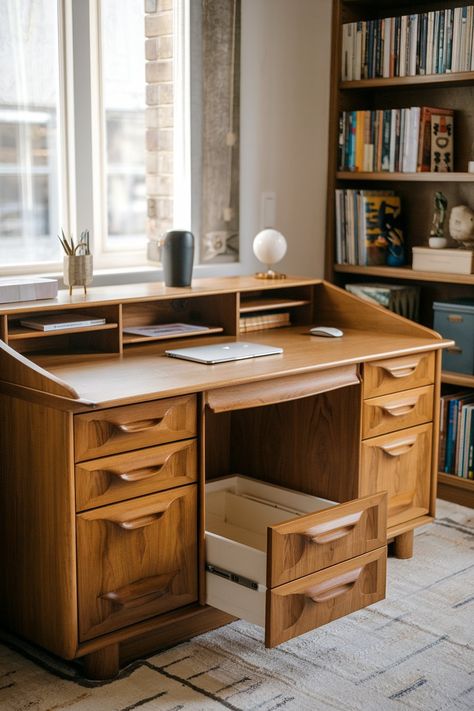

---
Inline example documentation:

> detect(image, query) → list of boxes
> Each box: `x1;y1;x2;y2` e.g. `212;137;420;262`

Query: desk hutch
0;276;451;678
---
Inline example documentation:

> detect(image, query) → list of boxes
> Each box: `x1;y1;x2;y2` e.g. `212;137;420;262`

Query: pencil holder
63;254;93;295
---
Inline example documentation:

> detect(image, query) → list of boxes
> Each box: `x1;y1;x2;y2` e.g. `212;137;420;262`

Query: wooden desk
0;277;451;678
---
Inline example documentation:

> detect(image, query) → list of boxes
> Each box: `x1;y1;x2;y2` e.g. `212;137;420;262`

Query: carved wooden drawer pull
101;571;177;609
115;417;164;434
304;566;363;604
379;436;417;457
380;361;420;378
303;511;363;545
109;455;171;483
381;399;418;417
111;498;175;530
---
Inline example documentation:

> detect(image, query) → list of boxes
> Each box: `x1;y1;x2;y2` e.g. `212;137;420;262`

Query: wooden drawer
75;439;197;511
363;352;435;399
74;395;196;462
205;476;386;646
362;385;434;439
266;547;386;647
77;485;197;641
360;423;432;528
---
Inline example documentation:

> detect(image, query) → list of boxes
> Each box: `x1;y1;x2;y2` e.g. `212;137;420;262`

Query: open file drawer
205;476;387;647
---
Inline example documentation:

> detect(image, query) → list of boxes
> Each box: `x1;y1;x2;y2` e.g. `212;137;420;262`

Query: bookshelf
325;0;474;507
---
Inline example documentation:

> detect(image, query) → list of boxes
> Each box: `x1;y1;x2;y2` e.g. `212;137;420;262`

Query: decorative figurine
428;191;448;248
448;205;474;249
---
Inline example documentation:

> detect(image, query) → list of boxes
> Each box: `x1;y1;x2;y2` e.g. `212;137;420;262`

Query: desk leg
83;644;119;680
393;530;414;559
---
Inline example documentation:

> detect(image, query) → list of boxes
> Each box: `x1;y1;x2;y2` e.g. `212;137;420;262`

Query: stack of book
239;312;290;334
439;391;474;478
335;189;404;266
338;107;453;173
341;7;474;81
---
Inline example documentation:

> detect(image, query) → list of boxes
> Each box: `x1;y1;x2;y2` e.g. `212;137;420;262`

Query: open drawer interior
205;476;387;644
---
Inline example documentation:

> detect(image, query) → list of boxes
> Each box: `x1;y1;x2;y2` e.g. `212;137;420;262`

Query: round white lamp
253;229;287;279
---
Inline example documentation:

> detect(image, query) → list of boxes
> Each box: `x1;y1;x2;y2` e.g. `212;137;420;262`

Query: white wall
240;0;332;277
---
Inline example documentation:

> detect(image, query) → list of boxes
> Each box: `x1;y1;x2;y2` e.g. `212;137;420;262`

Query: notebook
165;341;283;364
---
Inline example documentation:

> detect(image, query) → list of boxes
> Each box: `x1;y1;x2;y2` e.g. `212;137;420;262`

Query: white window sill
32;261;247;288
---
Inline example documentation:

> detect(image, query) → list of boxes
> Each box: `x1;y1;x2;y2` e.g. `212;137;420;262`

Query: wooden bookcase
325;0;474;507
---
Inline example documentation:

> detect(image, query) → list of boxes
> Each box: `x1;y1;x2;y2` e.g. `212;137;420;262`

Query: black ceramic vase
161;230;195;287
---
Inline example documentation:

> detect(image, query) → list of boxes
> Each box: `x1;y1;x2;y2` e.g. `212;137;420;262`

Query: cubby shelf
441;371;474;388
239;298;311;313
122;325;224;345
8;323;118;340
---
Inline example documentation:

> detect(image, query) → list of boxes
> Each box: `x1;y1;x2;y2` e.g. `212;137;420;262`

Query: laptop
165;341;283;364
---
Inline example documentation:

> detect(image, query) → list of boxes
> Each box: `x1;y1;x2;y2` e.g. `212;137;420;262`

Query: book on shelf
341;6;474;81
431;113;453;172
338;107;454;174
20;313;106;332
439;391;474;478
335;189;404;267
123;323;213;338
239;312;290;334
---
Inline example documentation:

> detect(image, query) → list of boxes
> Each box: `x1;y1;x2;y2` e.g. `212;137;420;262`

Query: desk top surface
36;327;447;408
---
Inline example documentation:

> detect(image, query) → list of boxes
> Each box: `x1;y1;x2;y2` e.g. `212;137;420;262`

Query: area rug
1;499;473;711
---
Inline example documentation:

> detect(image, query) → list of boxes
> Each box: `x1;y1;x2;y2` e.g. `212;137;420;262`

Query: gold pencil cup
63;254;93;295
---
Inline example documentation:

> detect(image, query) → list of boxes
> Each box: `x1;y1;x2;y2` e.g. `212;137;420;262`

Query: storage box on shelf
325;0;474;507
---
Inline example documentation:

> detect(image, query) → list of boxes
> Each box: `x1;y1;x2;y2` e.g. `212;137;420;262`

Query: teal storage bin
433;299;474;375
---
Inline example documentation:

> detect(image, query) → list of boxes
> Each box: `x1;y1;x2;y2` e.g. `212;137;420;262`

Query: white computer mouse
310;326;344;338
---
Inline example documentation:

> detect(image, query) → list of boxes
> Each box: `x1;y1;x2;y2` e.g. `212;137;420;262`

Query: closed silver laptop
165;341;283;364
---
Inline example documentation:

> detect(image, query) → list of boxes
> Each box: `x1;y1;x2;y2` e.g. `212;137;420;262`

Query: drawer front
77;485;197;641
75;439;197;511
267;492;387;587
363;352;435;398
360;423;432;528
74;395;196;461
266;547;386;647
362;385;434;439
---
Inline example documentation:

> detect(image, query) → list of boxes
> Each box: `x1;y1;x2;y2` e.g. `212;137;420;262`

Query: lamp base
254;269;287;280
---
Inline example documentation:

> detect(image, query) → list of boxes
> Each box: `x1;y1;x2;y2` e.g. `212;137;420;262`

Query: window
100;0;146;251
0;0;63;266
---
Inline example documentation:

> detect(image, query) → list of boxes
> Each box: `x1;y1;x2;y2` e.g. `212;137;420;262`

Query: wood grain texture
363;352;435;398
0;396;78;658
75;438;197;511
229;385;361;503
362;385;434;438
267;492;387;587
438;474;474;509
265;547;386;648
205;365;359;412
0;338;79;398
74;395;197;461
360;423;432;528
77;485;198;641
315;282;442;339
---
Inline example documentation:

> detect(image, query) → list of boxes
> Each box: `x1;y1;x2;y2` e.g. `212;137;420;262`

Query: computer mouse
310;326;344;338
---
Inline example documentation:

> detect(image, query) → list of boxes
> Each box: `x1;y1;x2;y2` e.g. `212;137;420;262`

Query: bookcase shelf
336;172;474;182
340;70;474;90
326;0;474;508
438;472;474;509
442;371;474;388
239;298;311;313
334;264;474;285
122;325;224;345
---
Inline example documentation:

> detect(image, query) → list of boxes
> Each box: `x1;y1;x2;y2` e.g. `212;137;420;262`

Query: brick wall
145;0;174;257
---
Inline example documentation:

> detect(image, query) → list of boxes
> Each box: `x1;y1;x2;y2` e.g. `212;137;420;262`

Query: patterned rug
1;499;473;711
